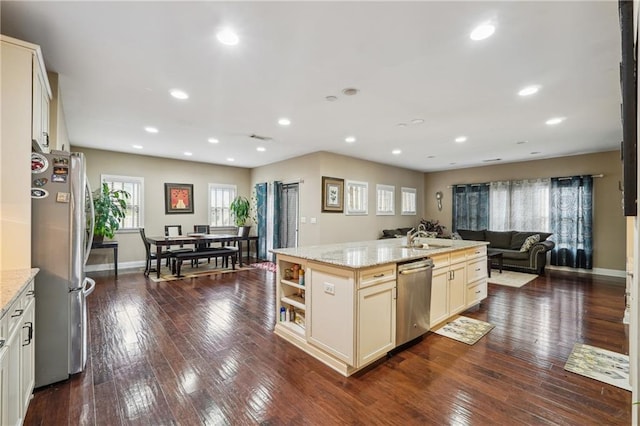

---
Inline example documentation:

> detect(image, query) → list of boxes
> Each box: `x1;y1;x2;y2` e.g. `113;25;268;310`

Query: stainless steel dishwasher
396;258;434;346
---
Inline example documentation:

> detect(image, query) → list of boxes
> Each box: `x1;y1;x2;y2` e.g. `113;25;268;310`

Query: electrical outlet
300;216;307;223
323;282;335;295
310;217;317;224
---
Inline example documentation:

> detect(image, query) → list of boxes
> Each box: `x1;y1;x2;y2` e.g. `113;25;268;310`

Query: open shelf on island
278;320;305;336
281;279;305;289
281;294;305;310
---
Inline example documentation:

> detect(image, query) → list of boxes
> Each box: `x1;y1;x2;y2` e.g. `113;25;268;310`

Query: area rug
564;343;632;391
149;264;254;282
488;270;537;288
432;316;495;345
252;261;277;273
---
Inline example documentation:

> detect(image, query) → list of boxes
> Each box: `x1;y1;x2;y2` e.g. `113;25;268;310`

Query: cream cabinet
32;56;51;152
429;246;487;327
1;278;36;426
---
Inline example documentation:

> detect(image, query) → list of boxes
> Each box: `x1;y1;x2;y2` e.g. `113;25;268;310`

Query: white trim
85;260;145;272
101;174;144;229
208;183;237;227
546;265;626;279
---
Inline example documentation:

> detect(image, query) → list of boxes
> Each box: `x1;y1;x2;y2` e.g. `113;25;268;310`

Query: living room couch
456;229;555;274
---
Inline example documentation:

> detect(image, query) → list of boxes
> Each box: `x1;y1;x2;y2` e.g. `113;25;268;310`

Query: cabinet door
357;280;396;367
449;262;466;315
6;322;21;426
430;268;449;326
31;57;50;152
0;344;8;426
308;266;355;365
20;299;34;416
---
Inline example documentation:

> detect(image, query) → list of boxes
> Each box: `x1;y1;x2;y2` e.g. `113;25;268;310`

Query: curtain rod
447;174;604;188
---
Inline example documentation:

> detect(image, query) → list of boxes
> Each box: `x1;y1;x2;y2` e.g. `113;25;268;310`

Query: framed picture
164;183;194;214
321;176;344;213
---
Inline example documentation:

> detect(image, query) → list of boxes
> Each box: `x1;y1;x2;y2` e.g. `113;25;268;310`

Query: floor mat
252;261;277;273
488;270;537;287
432;316;495;345
564;343;631;391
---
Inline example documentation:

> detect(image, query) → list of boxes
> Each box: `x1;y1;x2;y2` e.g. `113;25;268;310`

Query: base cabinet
1;277;36;426
430;255;467;326
357;280;396;367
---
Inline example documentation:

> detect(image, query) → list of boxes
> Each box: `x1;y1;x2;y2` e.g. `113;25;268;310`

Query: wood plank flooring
25;265;631;425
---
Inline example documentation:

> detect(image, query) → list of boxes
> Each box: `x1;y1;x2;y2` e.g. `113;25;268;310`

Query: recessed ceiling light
216;28;239;46
256;146;266;152
518;85;540;96
516;140;527;144
455;136;467;143
392;149;402;155
342;88;359;96
397;123;407;128
278;118;291;126
411;119;425;125
184;152;193;156
169;89;189;100
470;23;495;41
132;145;143;149
144;126;158;133
345;136;356;143
325;95;338;102
208;138;219;144
545;117;566;125
227;157;235;162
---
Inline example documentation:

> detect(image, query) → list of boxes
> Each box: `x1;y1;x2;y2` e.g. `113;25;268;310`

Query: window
376;184;395;215
345;180;368;215
209;184;236;226
400;187;417;215
489;179;550;231
100;174;144;230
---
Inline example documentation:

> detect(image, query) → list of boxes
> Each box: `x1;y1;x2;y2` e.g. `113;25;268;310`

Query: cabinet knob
11;309;24;318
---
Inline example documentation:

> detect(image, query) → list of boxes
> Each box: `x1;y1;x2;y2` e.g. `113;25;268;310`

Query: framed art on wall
321;176;344;213
165;183;194;214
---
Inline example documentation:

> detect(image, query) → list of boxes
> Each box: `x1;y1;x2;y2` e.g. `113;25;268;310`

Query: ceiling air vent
250;134;273;141
482;158;502;162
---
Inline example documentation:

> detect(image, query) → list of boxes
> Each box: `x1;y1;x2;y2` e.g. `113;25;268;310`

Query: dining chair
193;225;214;266
164;225;193;265
139;228;173;277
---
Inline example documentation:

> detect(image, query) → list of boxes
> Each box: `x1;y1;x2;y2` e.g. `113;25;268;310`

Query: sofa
380;227;415;239
456;229;555;274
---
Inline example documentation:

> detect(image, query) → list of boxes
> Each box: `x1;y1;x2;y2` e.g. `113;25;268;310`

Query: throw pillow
520;234;540;252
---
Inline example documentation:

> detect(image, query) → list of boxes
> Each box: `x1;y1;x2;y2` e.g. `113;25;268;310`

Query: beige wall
423;150;625;271
77;147;251;266
251;151;425;245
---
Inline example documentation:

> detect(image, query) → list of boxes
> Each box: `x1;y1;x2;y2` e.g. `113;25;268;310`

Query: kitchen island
271;238;489;376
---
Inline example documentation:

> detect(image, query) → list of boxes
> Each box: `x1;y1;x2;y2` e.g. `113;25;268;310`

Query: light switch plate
323;282;335;295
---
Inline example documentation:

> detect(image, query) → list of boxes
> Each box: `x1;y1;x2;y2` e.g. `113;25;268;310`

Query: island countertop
1;268;39;318
271;238;488;269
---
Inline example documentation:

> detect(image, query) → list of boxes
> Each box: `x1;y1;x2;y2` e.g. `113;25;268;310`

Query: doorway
278;183;299;248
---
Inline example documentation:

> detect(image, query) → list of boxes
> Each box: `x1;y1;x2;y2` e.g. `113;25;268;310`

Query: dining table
146;234;247;279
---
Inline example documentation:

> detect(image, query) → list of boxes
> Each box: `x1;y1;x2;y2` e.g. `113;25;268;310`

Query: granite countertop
271;238;488;269
0;268;39;318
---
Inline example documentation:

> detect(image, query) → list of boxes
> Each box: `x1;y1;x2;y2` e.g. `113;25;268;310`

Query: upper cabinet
32;56;51;152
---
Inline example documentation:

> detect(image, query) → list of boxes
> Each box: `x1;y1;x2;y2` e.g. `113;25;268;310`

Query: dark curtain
272;181;283;250
255;182;267;259
550;176;593;269
452;184;490;231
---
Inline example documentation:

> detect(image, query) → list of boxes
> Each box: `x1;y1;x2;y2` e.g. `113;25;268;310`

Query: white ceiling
1;1;623;172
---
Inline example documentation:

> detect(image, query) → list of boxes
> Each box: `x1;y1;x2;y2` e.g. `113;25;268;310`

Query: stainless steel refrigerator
31;150;96;387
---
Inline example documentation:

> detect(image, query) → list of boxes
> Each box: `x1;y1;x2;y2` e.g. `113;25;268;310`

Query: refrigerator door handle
83;277;96;296
84;179;95;266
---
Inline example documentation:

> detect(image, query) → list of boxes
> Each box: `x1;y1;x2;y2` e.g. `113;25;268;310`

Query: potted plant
230;195;251;237
92;183;130;242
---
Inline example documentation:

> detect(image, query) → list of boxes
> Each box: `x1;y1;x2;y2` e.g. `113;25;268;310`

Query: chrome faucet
407;226;429;247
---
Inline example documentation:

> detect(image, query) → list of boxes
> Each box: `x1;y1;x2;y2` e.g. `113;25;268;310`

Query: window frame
208;183;237;227
100;174;144;232
400;187;417;216
345;180;368;216
376;184;395;216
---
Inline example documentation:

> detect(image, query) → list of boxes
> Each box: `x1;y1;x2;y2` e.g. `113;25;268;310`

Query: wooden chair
164;225;193;265
139;228;173;277
193;225;213;266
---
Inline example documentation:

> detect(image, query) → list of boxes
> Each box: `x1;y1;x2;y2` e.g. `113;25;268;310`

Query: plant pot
238;226;251;238
93;234;104;244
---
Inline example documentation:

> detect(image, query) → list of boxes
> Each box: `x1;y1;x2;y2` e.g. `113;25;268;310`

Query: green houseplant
92;183;130;241
230;195;251;237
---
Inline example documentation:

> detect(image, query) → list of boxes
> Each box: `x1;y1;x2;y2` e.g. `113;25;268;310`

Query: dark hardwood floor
25;264;631;425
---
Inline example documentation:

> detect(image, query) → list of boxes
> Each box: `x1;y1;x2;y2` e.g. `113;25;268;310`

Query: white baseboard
546;265;626;279
85;260;145;273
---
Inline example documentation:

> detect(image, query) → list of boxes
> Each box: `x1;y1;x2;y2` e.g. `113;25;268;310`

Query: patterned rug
252;261;277;273
564;343;631;391
149;264;254;282
432;316;495;345
488;270;537;288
